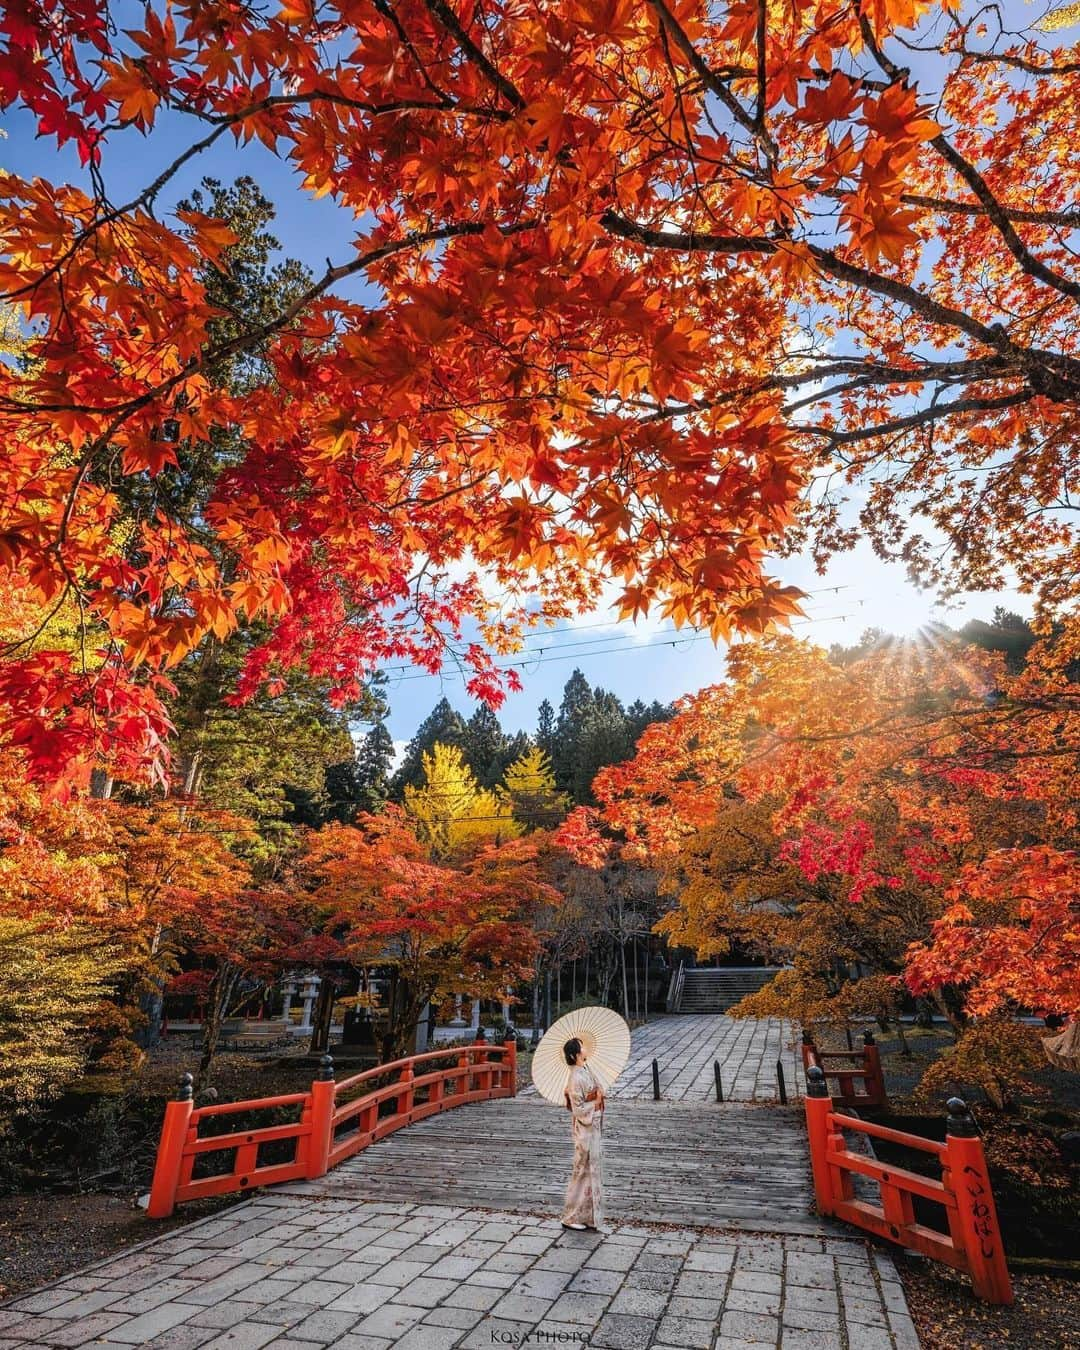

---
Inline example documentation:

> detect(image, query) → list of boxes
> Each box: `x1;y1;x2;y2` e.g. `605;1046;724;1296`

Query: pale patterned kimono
561;1062;604;1227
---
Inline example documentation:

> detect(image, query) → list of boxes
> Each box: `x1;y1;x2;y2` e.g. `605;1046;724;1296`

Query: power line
387;613;857;683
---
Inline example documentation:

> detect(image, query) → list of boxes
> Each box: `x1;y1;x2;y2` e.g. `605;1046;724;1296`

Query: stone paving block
49;1288;124;1318
731;1270;782;1296
42;1311;132;1346
188;1302;263;1331
280;1279;351;1307
625;1268;678;1293
364;1259;432;1288
100;1300;200;1343
781;1330;843;1349
8;1287;84;1313
447;1239;503;1261
424;1255;485;1281
390;1276;461;1308
350;1303;426;1339
841;1327;894;1350
534;1246;590;1273
108;1279;207;1314
182;1264;275;1306
672;1271;723;1299
197;1322;281;1350
590;1311;658;1349
504;1234;554;1255
516;1269;573;1300
889;1309;922;1350
324;1284;389;1316
586;1245;638;1271
684;1250;734;1273
285;1309;361;1343
666;1295;723;1321
482;1251;534;1274
725;1288;782;1316
781;1305;842;1333
784;1285;840;1314
607;1285;669;1319
323;1337;392;1350
654;1315;715;1349
421;1305;484;1330
841;1294;890;1327
633;1253;683;1274
719;1309;780;1344
546;1291;612;1326
567;1267;623;1295
462;1268;517;1289
247;1300;317;1328
443;1283;503;1312
141;1324;219;1349
391;1324;463;1350
489;1293;557;1323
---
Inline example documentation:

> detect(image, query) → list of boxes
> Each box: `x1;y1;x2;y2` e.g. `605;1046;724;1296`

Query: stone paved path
0;1195;919;1349
520;1015;805;1103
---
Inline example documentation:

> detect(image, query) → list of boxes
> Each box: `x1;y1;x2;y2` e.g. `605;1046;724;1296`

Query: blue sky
1;72;1031;750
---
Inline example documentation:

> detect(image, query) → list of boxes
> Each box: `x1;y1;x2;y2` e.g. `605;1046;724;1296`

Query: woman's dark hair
563;1037;582;1066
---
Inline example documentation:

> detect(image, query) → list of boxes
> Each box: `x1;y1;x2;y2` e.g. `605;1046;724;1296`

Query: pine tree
355;721;395;811
392;698;467;795
553;670;595;795
462;705;507;787
536;699;556;759
574;690;633;803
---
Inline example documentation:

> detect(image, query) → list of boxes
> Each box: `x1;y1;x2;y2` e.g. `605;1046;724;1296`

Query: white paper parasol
531;1006;631;1106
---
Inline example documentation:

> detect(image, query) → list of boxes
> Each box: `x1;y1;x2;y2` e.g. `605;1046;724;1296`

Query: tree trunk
620;938;630;1021
530;957;542;1047
543;966;552;1030
571;958;577;1003
556;962;561;1017
196;964;239;1091
633;936;640;1021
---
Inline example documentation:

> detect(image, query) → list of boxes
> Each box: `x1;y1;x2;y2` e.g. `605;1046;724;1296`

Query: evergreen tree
536;699;556;759
462;705;507;787
353;720;396;813
553;669;596;795
391;697;467;795
574;689;633;803
626;698;674;743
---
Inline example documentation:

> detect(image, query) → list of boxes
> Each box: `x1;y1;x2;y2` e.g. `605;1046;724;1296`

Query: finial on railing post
862;1028;876;1045
318;1053;335;1082
805;1064;829;1098
945;1096;978;1137
177;1072;194;1101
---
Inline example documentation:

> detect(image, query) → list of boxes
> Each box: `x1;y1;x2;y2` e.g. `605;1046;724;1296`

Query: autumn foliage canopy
2;0;1078;787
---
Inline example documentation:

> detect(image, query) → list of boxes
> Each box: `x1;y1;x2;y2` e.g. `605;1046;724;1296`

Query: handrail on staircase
666;960;685;1013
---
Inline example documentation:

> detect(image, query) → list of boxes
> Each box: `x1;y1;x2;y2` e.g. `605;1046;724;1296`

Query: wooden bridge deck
283;1095;834;1236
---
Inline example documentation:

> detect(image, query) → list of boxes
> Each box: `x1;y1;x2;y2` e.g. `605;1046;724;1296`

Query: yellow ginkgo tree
403;742;521;860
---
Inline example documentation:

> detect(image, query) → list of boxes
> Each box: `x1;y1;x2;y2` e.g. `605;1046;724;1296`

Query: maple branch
421;0;526;110
798;392;1033;446
859;15;1080;305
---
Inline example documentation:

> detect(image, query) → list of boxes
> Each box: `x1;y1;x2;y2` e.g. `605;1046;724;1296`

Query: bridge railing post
862;1029;887;1107
147;1073;194;1219
803;1065;835;1216
396;1060;415;1117
943;1098;1013;1305
306;1054;335;1179
504;1032;517;1096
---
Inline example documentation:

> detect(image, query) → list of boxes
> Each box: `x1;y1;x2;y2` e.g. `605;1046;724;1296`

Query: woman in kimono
560;1037;607;1232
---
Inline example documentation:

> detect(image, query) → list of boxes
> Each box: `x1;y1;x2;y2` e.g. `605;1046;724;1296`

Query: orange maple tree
2;0;1076;784
559;629;1080;1045
300;806;558;1058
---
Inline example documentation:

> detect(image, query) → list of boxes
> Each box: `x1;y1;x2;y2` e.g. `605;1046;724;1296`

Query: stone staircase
677;966;783;1012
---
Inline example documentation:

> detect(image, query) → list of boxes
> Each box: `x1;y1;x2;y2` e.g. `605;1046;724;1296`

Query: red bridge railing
804;1064;1012;1304
801;1028;889;1110
146;1032;517;1219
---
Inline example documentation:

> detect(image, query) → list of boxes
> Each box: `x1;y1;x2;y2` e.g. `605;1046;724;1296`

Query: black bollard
652;1058;660;1100
713;1059;724;1103
776;1059;787;1105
